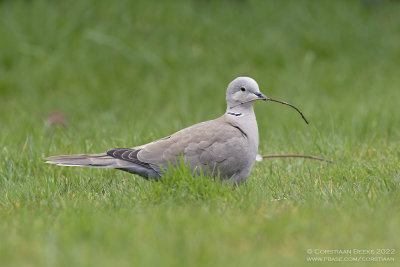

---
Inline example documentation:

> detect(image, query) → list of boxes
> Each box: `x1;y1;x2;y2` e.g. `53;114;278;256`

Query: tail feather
45;153;119;168
45;152;161;179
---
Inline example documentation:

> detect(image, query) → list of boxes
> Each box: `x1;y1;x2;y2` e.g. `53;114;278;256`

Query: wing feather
136;117;250;178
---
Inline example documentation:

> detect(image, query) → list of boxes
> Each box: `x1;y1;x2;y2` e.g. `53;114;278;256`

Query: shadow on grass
149;158;237;205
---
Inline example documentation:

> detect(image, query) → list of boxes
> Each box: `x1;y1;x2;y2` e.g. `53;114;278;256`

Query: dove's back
137;114;258;182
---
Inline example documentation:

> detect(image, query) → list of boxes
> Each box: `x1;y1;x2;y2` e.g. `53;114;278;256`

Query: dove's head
225;77;310;124
226;77;267;111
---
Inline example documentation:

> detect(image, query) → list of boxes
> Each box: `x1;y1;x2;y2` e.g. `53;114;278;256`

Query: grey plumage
45;77;267;183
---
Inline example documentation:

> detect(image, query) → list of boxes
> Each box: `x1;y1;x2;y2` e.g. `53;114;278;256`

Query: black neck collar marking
227;112;243;117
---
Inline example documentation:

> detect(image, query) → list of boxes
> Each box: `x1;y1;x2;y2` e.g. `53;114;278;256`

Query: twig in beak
230;97;309;124
267;98;309;124
229;97;266;109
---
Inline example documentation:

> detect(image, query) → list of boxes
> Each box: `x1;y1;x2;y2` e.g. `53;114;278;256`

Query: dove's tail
44;152;161;179
45;153;119;168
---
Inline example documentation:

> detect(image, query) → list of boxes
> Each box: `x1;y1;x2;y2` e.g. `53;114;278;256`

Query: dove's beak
254;92;267;101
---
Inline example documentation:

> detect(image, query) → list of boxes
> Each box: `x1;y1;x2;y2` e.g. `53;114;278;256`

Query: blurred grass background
0;0;400;266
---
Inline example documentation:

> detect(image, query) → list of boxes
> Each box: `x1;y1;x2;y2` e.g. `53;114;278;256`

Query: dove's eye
240;87;246;92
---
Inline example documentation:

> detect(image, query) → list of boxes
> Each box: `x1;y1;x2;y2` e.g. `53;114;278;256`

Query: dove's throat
226;101;255;115
225;107;259;161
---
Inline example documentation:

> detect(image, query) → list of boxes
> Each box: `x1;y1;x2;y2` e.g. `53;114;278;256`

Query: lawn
1;0;400;266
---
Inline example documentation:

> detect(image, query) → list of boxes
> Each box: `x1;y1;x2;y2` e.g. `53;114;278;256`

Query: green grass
1;0;400;266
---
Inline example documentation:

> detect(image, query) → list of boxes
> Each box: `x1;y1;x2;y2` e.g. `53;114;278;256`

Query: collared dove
46;77;268;183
